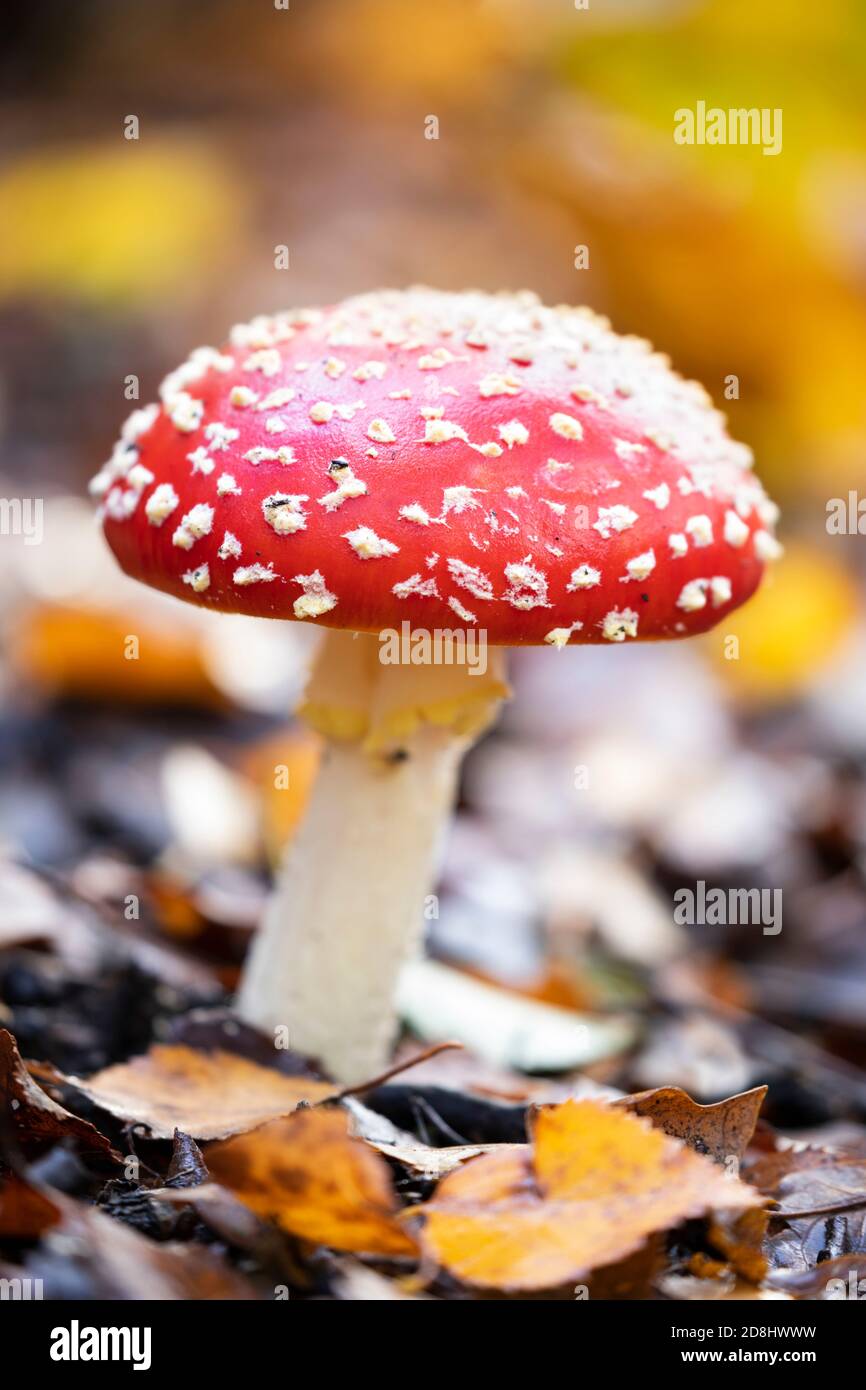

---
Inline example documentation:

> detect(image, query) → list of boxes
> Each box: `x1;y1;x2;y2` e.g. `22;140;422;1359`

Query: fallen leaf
165;1130;209;1189
777;1123;866;1159
16;603;223;708
167;1008;323;1080
747;1139;866;1267
772;1160;866;1218
0;1174;62;1239
0;1029;119;1164
373;1139;523;1182
68;1044;335;1141
419;1099;762;1292
147;1183;292;1267
766;1253;866;1299
617;1085;767;1166
745;1140;861;1196
765;1211;865;1276
587;1238;663;1301
207;1106;418;1258
25;1195;257;1300
736;1129;866;1276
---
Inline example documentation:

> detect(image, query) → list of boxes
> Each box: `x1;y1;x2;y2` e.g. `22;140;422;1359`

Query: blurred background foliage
1;0;866;1095
3;0;865;511
1;0;864;546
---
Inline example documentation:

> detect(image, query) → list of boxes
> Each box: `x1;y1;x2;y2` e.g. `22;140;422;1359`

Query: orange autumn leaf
16;603;223;708
71;1045;335;1141
419;1099;762;1292
206;1107;418;1258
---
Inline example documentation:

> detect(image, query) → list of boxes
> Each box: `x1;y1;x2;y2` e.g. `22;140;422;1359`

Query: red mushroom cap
93;288;781;647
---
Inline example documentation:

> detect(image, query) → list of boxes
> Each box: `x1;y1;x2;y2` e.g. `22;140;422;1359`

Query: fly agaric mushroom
92;288;781;1081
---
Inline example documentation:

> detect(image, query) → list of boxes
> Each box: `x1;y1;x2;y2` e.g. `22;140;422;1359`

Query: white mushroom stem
238;728;466;1082
236;629;509;1082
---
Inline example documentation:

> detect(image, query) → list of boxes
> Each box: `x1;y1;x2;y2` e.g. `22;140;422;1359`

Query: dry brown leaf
30;1195;257;1300
206;1106;418;1257
587;1237;664;1300
0;1174;62;1239
745;1141;861;1196
418;1098;762;1292
617;1084;767;1165
147;1182;294;1269
71;1044;335;1140
0;1029;119;1163
765;1252;866;1299
770;1160;866;1218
